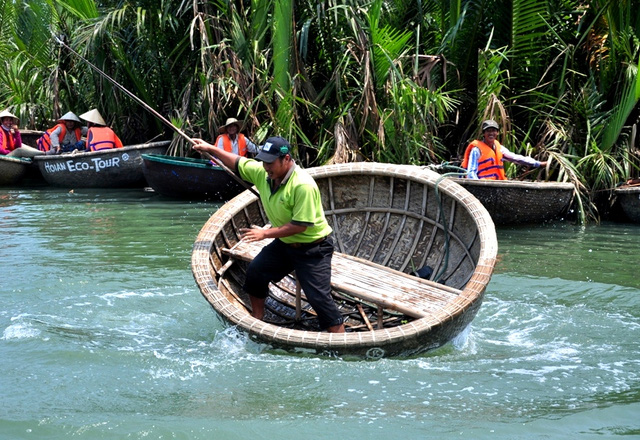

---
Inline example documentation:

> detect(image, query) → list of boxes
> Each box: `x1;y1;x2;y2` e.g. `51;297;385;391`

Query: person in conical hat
79;109;123;152
0;109;23;156
79;109;107;126
213;117;258;157
0;109;18;124
59;111;82;124
37;111;88;155
461;118;548;180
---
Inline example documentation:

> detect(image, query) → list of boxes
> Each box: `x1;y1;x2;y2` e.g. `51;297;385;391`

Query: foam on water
2;322;41;340
2;188;639;439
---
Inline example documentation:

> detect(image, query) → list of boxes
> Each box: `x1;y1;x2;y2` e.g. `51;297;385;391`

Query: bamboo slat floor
222;238;462;320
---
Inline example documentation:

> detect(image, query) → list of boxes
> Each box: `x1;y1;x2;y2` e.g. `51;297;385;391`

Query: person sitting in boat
0;109;43;158
37;111;88;155
462;119;547;180
214;117;258;157
0;110;22;156
79;109;123;152
193;135;345;333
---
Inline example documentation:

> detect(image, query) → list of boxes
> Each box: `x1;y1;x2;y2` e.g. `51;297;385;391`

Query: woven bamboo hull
451;178;575;225
192;163;498;359
34;141;170;188
615;186;640;223
0;155;31;186
142;154;244;201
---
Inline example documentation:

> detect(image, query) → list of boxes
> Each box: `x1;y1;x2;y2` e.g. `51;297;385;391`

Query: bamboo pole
357;304;374;331
295;276;302;321
53;34;258;197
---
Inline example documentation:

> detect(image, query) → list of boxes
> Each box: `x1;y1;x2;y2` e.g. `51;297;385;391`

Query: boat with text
34;140;170;188
192;162;498;359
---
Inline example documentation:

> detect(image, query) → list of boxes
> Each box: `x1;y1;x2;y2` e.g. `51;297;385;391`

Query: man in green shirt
193;136;345;333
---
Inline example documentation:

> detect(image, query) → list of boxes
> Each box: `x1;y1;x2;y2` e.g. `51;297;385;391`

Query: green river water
1;186;638;439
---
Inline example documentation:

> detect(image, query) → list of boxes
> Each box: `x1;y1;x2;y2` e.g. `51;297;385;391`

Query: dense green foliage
1;0;639;220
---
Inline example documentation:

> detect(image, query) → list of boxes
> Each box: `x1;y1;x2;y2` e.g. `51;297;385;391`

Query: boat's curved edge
33;140;171;163
449;177;575;190
614;185;640;194
0;155;32;165
142;153;221;170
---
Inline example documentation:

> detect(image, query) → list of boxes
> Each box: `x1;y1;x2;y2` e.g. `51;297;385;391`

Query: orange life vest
37;123;82;152
1;127;18;152
87;126;124;151
216;133;248;156
462;139;506;180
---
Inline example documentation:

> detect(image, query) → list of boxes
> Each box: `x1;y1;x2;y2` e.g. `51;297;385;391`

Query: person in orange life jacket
0;110;42;158
214;118;258;157
0;110;23;156
79;109;124;152
37;111;87;155
462;119;548;180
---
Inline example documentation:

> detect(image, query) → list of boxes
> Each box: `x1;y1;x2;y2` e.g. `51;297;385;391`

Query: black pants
243;236;343;329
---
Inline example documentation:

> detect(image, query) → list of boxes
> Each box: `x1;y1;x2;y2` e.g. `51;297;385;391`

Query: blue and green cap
256;136;290;163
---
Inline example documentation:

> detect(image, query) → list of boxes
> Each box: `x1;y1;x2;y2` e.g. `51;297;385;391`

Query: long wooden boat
33;140;170;188
614;184;640;223
142;154;244;201
450;178;575;225
0;155;31;186
192;162;498;359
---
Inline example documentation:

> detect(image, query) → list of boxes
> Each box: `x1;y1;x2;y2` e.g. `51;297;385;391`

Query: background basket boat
614;185;640;223
0;130;44;186
142;154;244;201
33;140;170;188
450;178;575;225
0;155;31;186
19;129;44;148
192;162;498;359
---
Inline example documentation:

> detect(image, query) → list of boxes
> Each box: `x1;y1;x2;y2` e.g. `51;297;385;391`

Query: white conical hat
57;111;82;124
218;117;243;134
79;109;107;126
0;109;19;122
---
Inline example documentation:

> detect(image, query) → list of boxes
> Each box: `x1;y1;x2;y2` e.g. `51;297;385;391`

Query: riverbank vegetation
1;0;639;221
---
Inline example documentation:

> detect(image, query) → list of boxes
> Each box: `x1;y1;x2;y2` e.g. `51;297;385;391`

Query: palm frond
272;0;293;95
600;53;640;150
367;0;412;88
52;0;98;21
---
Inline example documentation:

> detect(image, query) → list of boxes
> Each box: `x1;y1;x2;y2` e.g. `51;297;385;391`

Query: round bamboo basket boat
615;185;640;223
192;162;498;359
19;129;44;148
450;178;575;225
0;155;31;186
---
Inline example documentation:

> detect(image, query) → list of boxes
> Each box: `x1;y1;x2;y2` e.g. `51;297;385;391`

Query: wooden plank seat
221;239;462;320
